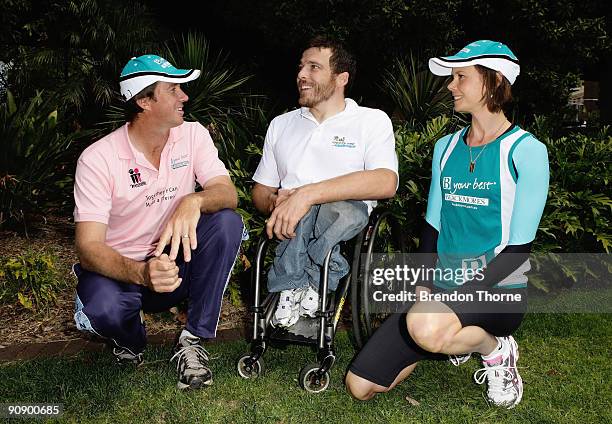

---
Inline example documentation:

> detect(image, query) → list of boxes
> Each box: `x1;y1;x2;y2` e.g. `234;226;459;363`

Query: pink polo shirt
74;121;229;261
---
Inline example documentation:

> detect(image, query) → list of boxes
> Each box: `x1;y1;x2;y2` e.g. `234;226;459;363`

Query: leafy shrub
0;91;79;232
382;55;453;129
163;34;266;148
5;0;159;124
0;249;64;311
218;103;276;305
531;121;611;253
381;115;460;250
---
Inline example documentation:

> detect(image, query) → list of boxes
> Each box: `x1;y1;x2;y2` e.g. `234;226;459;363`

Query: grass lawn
1;313;610;423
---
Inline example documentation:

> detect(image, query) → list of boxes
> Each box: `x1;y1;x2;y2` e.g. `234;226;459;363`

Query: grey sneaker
112;346;144;366
170;333;212;390
473;336;523;409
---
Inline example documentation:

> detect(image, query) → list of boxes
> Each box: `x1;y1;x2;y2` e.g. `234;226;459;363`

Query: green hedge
0;249;65;311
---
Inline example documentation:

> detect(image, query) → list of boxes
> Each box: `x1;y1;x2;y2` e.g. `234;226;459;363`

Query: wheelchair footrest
269;316;320;343
249;306;266;313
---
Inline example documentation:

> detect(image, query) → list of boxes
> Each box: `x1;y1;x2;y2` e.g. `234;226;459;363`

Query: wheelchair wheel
351;210;406;349
299;363;330;393
237;354;265;379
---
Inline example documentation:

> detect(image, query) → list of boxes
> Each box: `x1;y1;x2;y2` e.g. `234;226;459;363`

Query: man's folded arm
75;221;146;286
195;175;238;213
298;168;397;205
252;183;278;215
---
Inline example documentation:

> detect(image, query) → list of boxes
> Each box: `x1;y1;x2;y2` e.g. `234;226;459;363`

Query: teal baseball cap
119;54;200;100
429;40;520;84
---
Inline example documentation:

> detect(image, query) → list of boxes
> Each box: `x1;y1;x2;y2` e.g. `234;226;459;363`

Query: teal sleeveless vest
434;126;532;289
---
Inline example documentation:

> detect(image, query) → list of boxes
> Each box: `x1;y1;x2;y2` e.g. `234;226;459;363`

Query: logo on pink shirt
171;154;189;169
128;168;147;188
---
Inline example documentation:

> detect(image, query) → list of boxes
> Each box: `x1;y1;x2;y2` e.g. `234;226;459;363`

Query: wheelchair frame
236;208;404;393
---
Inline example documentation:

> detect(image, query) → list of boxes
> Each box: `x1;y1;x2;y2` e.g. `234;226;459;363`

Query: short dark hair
124;82;158;123
475;65;513;113
306;36;356;86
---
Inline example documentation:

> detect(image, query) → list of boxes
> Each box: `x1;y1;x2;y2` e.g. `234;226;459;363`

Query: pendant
469;161;475;173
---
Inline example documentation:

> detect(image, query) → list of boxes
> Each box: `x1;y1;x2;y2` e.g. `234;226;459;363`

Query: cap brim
156;69;201;84
120;69;201;100
428;57;519;85
428;58;453;76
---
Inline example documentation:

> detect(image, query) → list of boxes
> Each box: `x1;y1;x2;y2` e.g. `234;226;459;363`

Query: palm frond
382;54;452;129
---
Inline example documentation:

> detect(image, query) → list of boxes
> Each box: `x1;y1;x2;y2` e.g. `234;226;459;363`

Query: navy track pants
73;209;244;354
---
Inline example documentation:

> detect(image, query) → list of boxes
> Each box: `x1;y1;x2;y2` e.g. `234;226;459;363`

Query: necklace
468;120;509;173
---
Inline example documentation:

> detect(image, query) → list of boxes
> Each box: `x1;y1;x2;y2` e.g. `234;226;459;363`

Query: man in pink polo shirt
73;54;244;390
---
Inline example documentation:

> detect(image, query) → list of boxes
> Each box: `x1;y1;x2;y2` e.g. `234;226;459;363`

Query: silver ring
181;235;189;238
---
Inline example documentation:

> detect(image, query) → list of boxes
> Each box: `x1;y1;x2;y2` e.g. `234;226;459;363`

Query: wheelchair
236;207;405;393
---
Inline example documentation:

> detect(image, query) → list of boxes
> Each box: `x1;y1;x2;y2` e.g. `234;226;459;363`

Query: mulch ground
0;215;249;360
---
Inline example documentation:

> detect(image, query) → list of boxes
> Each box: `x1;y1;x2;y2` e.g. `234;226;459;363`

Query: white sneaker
272;289;301;327
473;336;523;409
299;286;319;318
449;353;472;366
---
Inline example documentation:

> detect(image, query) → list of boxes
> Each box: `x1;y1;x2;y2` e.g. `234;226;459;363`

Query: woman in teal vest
346;40;549;409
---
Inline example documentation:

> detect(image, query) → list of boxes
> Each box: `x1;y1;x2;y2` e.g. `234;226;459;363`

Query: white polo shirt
253;98;398;212
74;121;229;260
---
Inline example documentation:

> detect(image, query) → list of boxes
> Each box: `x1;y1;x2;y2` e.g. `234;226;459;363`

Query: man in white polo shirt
73;54;244;390
252;37;398;327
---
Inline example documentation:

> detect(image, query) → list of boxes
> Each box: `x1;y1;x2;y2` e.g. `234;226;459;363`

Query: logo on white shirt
331;135;355;148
